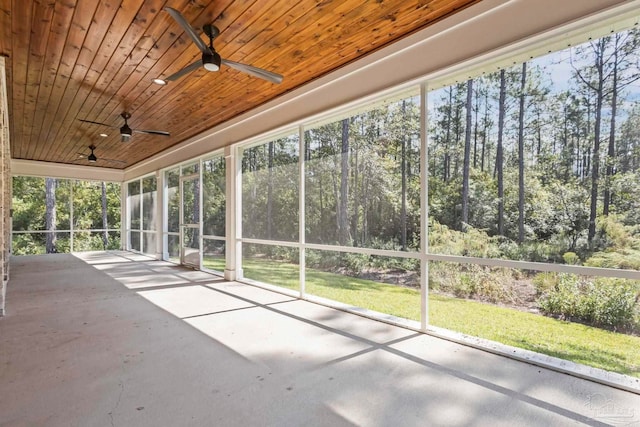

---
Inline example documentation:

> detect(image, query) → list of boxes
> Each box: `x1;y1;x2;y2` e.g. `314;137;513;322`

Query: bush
341;252;369;275
429;262;515;304
532;272;557;297
537;274;640;331
593;214;633;250
563;252;580;265
428;221;502;258
585;248;640;271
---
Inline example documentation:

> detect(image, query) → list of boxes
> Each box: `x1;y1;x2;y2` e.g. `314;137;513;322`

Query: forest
241;28;640;333
12;177;121;254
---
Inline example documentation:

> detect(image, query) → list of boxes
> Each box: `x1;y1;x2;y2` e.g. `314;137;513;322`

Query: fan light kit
78;145;126;166
79;112;170;143
155;7;283;85
87;148;97;162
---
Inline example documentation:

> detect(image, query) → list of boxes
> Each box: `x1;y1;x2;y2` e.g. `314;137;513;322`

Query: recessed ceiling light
153;78;167;85
100;133;108;137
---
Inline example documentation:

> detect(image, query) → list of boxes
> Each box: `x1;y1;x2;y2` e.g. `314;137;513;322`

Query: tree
573;38;607;247
461;79;473;229
496;70;507;236
45;178;57;253
517;62;527;243
400;100;408;250
603;31;640;215
338;118;351;245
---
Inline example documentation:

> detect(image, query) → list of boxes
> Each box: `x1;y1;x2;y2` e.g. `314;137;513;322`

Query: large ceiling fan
158;7;283;85
77;145;126;166
79;112;170;143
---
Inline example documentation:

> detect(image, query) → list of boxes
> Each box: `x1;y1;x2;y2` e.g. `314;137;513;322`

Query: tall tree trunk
585;100;592;180
518;62;527;244
497;70;506;237
563;100;570;181
588;43;605;247
603;44;619;216
444;88;452;182
101;182;108;249
461;79;473;229
351;131;359;246
536;108;542;159
473;83;480;168
45;178;57;253
453;95;462;178
481;91;489;172
338;118;350;245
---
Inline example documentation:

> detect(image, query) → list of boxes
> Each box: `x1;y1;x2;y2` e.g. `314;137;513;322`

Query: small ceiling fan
78;145;126;166
158;7;283;84
79;112;170;142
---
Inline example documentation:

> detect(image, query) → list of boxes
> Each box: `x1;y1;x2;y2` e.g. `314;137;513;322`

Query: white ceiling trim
11;159;124;182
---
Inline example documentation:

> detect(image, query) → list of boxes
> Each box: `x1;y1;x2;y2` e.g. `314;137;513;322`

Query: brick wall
0;56;10;316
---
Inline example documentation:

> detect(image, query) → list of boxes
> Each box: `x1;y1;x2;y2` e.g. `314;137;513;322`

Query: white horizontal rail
426;253;640;280
12;229;120;234
240;238;640;280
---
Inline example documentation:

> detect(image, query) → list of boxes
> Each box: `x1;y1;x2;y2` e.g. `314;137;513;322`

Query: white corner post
224;145;242;281
155;170;164;260
420;82;429;331
121;182;127;250
198;159;204;269
0;56;9;317
298;125;306;298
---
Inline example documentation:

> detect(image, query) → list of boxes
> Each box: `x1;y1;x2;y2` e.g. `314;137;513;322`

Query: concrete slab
1;252;639;427
138;285;256;318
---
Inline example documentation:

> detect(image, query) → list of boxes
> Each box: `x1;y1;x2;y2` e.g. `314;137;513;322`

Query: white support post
121;182;127;250
155;171;164;260
298;125;306;298
69;181;74;252
198;159;203;270
224;145;242;280
420;83;429;331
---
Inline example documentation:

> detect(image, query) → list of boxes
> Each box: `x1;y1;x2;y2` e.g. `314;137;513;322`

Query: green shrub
563;252;580;265
428;221;502;258
341;252;369;275
594;214;633;250
532;272;558;297
585;248;640;270
538;274;640;331
429;263;515;304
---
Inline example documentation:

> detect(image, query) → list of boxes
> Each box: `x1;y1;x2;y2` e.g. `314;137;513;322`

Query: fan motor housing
203;51;221;72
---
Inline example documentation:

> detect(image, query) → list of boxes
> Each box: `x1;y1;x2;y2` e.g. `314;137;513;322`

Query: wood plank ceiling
0;0;480;169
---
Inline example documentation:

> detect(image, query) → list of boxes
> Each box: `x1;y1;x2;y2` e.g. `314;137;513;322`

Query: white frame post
420;83;429;331
198;159;204;270
298;125;306;298
155;171;164;260
69;181;74;252
224;145;243;281
120;182;127;250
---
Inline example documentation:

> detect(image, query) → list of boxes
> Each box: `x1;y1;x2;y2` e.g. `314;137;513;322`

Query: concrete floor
1;252;639;427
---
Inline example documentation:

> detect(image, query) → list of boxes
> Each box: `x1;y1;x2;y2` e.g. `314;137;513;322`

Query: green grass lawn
203;256;640;377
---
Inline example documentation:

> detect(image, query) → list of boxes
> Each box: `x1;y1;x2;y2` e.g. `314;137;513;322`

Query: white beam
11;159;124;182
